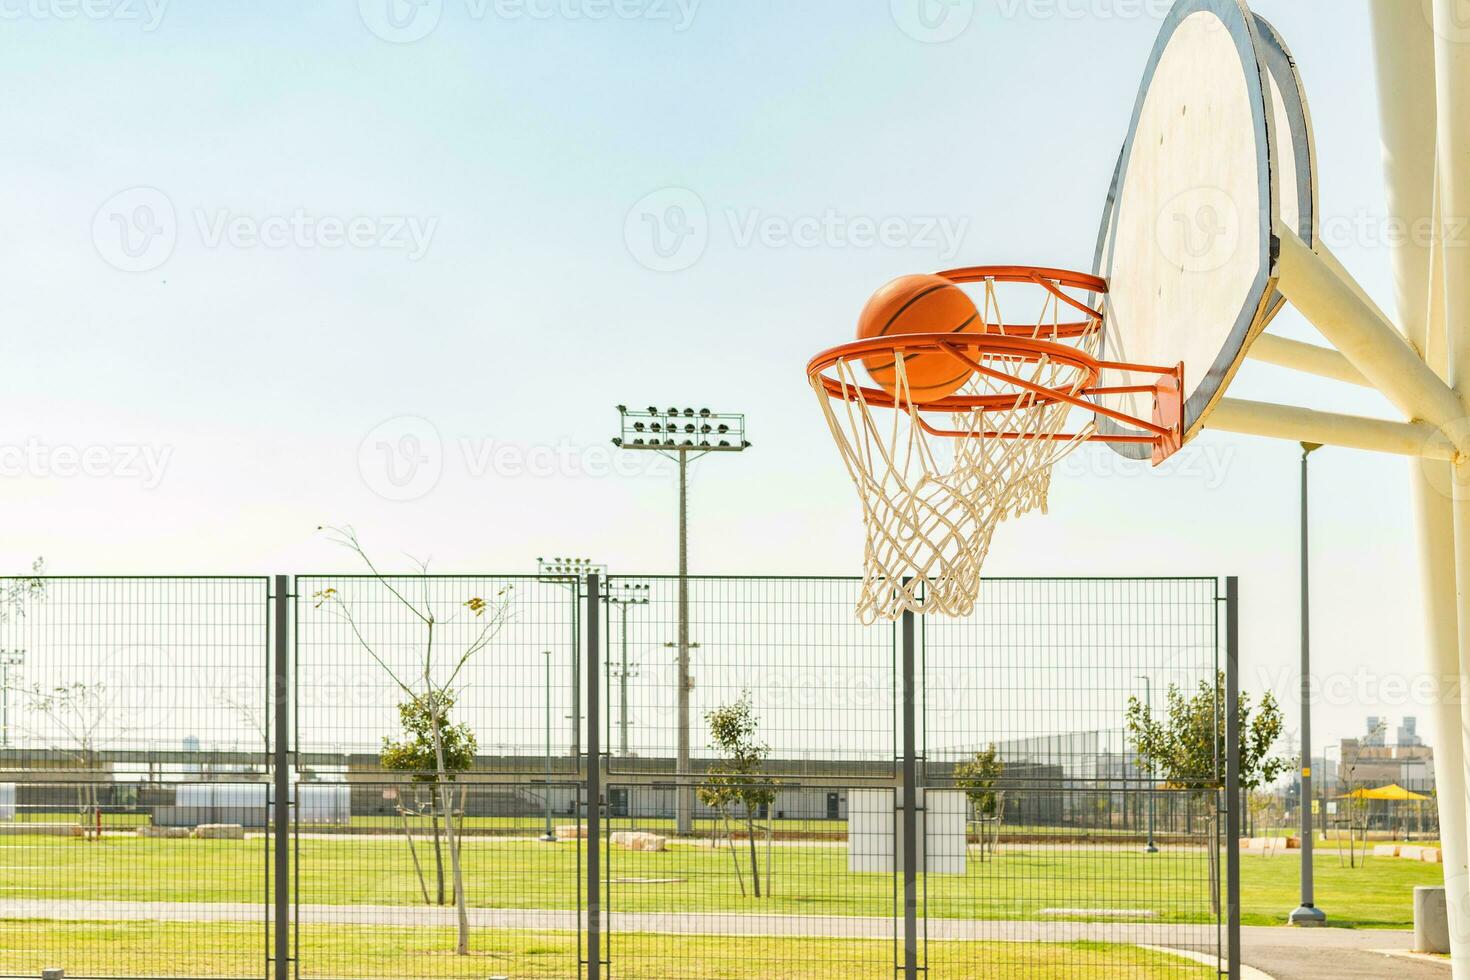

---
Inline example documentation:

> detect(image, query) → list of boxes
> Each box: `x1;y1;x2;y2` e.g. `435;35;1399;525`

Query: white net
814;281;1102;623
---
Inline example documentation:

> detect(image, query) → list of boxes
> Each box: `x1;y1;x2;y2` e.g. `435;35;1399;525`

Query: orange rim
807;266;1184;456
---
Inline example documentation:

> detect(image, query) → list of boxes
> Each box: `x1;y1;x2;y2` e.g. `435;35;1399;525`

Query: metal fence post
272;575;291;980
1225;577;1242;977
901;606;919;980
586;573;602;980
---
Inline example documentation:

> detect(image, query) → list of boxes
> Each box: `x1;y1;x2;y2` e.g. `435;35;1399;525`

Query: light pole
1290;443;1327;926
606;584;649;758
1136;674;1158;854
614;405;749;836
540;650;556;842
537;557;606;766
0;650;24;749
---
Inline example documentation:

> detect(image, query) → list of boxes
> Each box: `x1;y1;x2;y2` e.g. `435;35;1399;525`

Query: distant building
1336;715;1434;796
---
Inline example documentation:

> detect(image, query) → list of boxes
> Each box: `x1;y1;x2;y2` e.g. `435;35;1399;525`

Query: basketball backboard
1094;0;1318;458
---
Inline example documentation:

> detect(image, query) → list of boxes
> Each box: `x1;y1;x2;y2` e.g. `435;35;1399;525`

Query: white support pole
1273;225;1466;448
1434;0;1470;957
1373;2;1470;967
1207;398;1453;460
1432;0;1470;391
1246;335;1371;387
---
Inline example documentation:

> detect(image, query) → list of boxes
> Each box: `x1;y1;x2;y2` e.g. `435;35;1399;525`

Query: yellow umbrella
1340;783;1430;801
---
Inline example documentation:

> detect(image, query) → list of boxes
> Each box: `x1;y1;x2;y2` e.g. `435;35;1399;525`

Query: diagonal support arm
1273;222;1468;458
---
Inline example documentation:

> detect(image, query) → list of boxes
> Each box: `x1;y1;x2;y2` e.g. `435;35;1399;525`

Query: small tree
381;691;477;906
1;559;45;622
314;526;511;957
20;681;123;838
699;692;777;898
1336;721;1385;868
954;744;1004;819
1125;672;1287;915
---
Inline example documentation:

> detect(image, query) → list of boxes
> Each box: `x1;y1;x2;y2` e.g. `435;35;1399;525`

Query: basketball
857;274;980;401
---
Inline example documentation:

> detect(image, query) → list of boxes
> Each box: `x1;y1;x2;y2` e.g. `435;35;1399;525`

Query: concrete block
610;831;667;852
138;825;191;839
1415;886;1450;954
191;823;245;840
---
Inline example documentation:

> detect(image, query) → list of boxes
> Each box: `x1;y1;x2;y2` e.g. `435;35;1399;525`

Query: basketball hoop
808;266;1183;623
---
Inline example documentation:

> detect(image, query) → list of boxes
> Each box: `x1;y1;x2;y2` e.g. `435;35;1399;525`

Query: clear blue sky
0;0;1428;752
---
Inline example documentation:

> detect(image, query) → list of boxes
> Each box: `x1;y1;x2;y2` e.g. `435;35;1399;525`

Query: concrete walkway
0;900;1452;977
1242;928;1447;979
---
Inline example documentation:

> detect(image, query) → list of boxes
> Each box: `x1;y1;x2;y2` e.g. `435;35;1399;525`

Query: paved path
2;900;1455;977
1242;927;1448;979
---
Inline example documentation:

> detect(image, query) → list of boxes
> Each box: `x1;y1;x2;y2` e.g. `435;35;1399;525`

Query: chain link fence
0;574;1234;979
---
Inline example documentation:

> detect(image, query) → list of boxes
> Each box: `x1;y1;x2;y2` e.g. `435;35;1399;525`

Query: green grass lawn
0;830;1446;928
0;920;1214;979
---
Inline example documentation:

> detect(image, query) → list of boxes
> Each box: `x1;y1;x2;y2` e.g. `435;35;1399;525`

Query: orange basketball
858;274;980;401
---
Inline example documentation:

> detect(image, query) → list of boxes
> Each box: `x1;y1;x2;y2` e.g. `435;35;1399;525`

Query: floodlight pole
612;405;749;835
541;650;556;842
1135;675;1157;854
677;449;692;832
606;585;648;759
538;557;607;770
1290;443;1327;926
